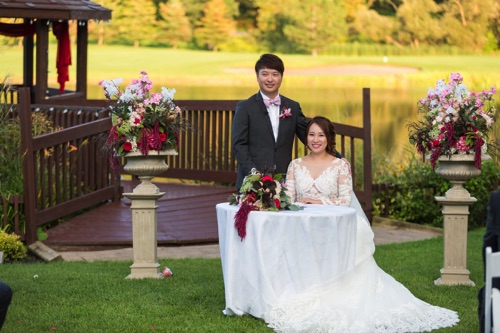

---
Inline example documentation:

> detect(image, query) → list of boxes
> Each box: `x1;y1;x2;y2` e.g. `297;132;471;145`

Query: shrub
0;76;61;233
373;153;500;229
0;228;27;261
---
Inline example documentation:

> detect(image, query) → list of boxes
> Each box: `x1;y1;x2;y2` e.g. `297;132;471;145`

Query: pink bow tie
263;96;281;108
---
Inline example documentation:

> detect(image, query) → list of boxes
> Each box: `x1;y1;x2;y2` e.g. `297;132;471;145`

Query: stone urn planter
433;153;491;286
122;149;178;279
435;154;491;199
123;149;177;195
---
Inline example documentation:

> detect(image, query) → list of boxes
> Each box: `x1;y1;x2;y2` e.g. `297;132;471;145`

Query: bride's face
307;123;327;154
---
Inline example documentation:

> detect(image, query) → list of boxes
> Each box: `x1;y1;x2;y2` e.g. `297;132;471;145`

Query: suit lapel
254;93;275;142
276;96;289;144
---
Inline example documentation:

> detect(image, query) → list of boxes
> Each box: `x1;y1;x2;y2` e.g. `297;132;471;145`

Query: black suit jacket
232;92;307;189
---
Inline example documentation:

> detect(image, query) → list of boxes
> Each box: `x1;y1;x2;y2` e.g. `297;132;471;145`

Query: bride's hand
298;198;322;204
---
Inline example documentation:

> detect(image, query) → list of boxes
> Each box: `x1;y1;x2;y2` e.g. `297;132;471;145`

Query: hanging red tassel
234;201;254;241
474;136;484;169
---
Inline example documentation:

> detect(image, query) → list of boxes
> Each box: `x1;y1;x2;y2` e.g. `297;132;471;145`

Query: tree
351;5;401;47
255;0;295;53
194;0;236;51
439;0;499;51
111;0;157;47
157;0;192;49
88;0;120;45
282;0;348;56
396;0;444;47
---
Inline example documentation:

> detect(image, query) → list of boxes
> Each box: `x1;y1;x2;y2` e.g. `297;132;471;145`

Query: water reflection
87;84;498;165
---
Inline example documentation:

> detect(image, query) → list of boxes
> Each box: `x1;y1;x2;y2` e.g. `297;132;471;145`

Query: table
216;202;357;318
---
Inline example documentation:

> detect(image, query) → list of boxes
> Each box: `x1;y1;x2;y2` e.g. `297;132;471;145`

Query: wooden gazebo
0;0;111;103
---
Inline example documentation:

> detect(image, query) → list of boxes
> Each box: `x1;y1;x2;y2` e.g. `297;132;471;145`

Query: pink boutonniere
279;107;292;119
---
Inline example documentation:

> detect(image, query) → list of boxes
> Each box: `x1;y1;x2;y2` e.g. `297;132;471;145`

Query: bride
264;116;459;332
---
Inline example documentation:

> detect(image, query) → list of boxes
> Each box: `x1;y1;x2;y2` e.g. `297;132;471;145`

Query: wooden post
18;88;38;245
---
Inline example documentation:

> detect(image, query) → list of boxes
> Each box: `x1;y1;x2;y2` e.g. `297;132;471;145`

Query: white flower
454;84;469;102
446;106;456;115
120;91;135;103
481;112;493;126
101;78;122;97
161;87;176;101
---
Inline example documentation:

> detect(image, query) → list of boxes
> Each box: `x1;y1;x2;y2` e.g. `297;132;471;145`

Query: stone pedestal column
121;150;176;279
434;196;476;286
432;154;489;286
124;191;164;279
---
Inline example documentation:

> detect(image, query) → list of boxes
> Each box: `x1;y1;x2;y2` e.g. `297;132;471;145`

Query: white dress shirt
261;92;280;141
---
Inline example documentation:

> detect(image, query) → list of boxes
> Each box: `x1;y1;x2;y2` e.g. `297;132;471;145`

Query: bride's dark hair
307;116;338;156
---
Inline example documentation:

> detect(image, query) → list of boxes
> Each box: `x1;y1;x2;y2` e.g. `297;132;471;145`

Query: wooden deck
44;180;235;251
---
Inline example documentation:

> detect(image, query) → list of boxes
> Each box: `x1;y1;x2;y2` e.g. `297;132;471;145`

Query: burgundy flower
274;198;281;209
123;142;133;151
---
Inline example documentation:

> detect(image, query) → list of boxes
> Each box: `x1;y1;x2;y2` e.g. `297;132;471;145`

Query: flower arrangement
99;71;183;158
228;168;301;240
408;72;496;169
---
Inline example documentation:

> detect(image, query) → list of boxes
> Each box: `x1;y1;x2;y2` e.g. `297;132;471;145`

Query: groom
232;54;308;190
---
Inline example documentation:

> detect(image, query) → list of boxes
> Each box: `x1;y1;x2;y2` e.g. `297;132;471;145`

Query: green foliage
281;0;348;56
194;0;236;51
84;0;500;54
157;0;192;49
373;153;500;229
0;228;27;261
219;34;259;53
464;160;500;228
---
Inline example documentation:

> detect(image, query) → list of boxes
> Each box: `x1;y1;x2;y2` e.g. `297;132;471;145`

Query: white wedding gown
262;157;459;333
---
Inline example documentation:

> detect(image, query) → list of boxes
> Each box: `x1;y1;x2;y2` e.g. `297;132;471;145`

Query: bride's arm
321;161;352;206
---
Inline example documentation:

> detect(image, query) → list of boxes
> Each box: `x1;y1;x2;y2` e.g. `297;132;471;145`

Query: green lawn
0;228;485;332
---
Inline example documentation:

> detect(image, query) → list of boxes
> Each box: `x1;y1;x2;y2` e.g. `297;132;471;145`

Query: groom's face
257;67;282;98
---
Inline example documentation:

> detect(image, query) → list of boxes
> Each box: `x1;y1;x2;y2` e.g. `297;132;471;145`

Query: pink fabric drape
52;21;72;93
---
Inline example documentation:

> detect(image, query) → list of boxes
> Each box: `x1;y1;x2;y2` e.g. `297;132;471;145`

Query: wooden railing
18;88;118;244
4;88;372;244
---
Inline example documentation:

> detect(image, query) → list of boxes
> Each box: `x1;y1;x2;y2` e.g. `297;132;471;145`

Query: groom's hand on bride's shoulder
335;152;352;175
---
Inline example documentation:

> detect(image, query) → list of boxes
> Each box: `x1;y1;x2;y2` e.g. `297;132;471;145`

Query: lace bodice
285;157;352;206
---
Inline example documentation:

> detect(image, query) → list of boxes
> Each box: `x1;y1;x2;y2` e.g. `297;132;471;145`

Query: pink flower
279;107;292;119
456;136;470;152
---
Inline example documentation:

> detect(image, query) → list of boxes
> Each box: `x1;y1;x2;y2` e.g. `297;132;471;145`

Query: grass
0;228;485;332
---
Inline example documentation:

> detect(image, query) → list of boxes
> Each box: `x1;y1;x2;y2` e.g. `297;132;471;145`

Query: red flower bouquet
228;168;301;240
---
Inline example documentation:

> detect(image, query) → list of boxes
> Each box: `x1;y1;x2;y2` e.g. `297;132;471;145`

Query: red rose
159;133;167;142
262;175;274;183
274;198;280;209
123;142;133;151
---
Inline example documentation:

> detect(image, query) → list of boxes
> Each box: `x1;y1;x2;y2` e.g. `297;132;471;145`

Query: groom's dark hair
307;116;338;157
255;54;284;75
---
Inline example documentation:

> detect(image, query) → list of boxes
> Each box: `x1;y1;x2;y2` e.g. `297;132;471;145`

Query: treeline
3;0;500;55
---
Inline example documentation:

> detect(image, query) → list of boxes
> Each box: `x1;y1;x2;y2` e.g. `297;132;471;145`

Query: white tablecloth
216;202;357;318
